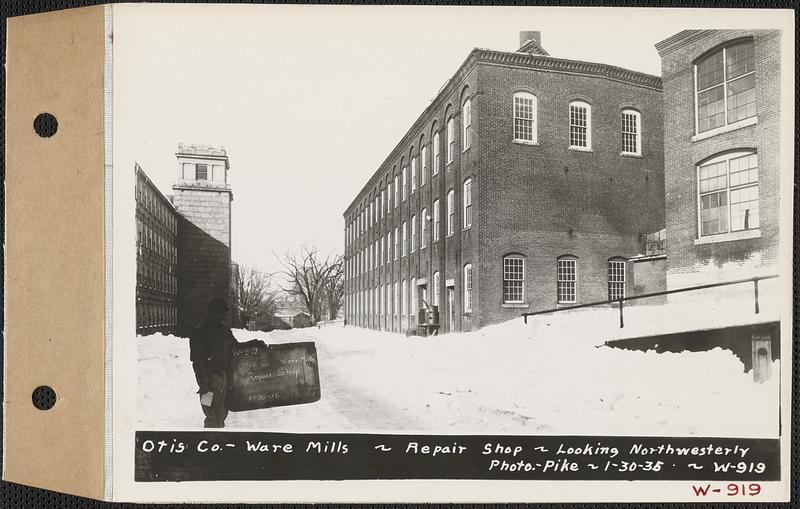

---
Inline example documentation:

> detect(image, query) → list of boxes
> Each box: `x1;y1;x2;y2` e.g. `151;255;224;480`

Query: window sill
462;147;471;154
568;146;592;152
502;302;529;308
694;229;761;245
620;152;642;158
692;116;758;142
513;139;538;146
463;226;472;232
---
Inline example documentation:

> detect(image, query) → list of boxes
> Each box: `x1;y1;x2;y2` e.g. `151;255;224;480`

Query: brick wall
658;30;781;289
343;51;666;332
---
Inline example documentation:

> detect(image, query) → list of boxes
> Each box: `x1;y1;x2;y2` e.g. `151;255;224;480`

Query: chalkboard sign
227;340;321;412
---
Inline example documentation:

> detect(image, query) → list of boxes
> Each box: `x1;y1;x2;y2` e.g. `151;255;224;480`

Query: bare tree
278;245;339;324
237;264;276;327
321;255;344;320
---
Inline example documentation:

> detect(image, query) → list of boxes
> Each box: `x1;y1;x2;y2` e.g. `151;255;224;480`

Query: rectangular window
387;231;391;263
381;189;386;217
569;103;590;149
374;240;379;269
557;259;577;303
464;264;473;312
195;164;208;180
433;133;440;174
433;199;440;242
394;282;399;318
411;215;417;252
402;221;407;256
463;180;472;229
411;278;417;318
402;280;407;319
513;94;536;142
608;260;626;301
621;110;641;155
394;227;398;260
503;257;524;303
394;176;398;207
421;208;428;248
433;272;440;306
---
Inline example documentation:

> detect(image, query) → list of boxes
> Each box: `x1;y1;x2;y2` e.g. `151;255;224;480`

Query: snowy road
139;291;781;437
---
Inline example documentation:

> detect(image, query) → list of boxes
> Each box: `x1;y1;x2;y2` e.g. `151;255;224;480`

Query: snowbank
137;288;781;437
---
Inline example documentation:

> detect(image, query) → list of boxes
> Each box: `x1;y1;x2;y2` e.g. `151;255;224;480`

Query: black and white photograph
106;4;793;503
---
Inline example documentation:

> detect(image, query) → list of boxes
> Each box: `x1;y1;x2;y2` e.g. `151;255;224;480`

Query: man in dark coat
189;297;239;428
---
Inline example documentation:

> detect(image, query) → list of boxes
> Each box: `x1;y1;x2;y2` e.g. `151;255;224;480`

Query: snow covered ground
137;285;781;437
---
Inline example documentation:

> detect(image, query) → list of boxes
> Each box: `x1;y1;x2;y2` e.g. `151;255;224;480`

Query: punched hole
32;385;57;410
33;113;58;138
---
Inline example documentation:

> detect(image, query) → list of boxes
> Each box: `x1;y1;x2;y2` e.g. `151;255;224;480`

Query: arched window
433;129;441;175
462;98;472;151
420;135;428;186
393;171;399;208
463;178;472;229
608;258;627;301
463;263;473;312
401;221;408;256
433;199;440;242
569;100;591;150
446;116;455;164
695;39;755;133
557;255;578;304
411;153;417;193
401;160;407;202
446;189;455;236
393;226;399;260
698;150;759;236
411;277;417;317
621;109;641;156
502;255;525;304
513;92;537;143
421;208;428;248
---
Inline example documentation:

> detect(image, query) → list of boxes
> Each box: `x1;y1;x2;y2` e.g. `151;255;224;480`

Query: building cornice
344;48;662;216
654;30;718;56
474;49;662;91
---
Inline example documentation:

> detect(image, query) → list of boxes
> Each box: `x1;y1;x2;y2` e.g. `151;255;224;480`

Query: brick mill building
655;30;781;290
135;144;237;335
343;32;666;333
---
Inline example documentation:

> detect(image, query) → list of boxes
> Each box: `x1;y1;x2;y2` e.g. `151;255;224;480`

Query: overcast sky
113;5;786;275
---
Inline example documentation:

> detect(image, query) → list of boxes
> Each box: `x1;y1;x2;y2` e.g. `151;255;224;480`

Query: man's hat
208;297;230;312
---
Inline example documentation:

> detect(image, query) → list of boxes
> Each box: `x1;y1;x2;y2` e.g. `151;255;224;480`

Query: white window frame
462;98;472;151
608;259;626;301
446;189;455;237
433;199;440;242
421;145;428;186
402;221;407;257
433;132;441;175
696;150;760;238
502;256;525;304
433;271;440;306
463;263;473;313
411;215;417;252
446;117;455;164
394;175;399;208
513;92;538;144
411;156;417;193
621;109;642;156
402;166;407;202
393;226;399;260
421;208;428;248
568;100;592;151
694;40;756;135
463;178;472;230
557;257;578;304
